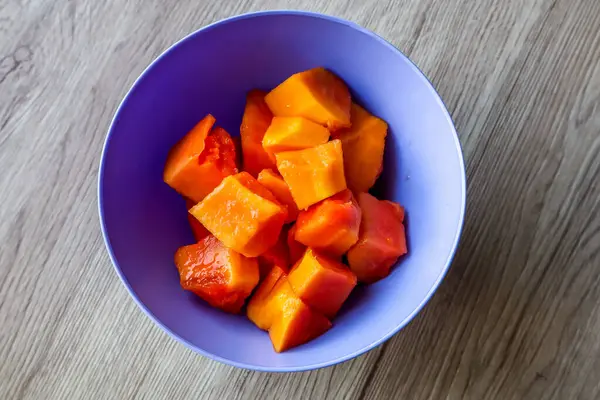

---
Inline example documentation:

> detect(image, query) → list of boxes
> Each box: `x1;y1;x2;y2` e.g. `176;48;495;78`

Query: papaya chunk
288;248;357;318
333;103;388;193
267;278;332;352
347;193;407;283
246;265;287;330
257;169;299;223
276;140;346;210
174;235;259;313
185;126;239;201
240;90;276;176
262;116;330;155
164;114;224;202
295;189;361;256
190;172;287;257
265;67;351;131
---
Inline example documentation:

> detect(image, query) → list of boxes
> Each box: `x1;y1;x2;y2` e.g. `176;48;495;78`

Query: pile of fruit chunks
164;67;407;352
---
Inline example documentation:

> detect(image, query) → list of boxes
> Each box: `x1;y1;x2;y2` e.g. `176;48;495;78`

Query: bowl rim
98;9;466;373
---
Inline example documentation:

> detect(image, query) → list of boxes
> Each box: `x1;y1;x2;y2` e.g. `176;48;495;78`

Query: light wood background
1;0;600;399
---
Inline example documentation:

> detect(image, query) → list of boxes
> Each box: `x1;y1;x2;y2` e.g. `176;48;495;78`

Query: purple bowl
98;11;466;372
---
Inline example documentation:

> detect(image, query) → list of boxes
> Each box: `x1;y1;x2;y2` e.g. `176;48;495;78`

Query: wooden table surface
2;0;600;399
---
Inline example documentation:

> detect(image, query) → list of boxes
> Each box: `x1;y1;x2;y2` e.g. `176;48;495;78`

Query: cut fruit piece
185;199;211;242
265;67;351;131
187;126;239;201
190;172;288;257
262;116;330;156
232;170;284;206
257;169;299;223
268;278;332;352
288;248;357;318
333;103;388;193
174;235;259;313
247;265;287;330
276;140;346;210
163;114;219;202
240;90;276;176
295;189;361;257
257;227;290;279
287;224;307;265
347;192;407;283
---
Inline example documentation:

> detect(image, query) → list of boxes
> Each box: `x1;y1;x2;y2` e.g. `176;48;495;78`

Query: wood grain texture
1;0;599;399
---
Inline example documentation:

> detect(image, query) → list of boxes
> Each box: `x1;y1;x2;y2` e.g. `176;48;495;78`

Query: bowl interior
99;12;465;371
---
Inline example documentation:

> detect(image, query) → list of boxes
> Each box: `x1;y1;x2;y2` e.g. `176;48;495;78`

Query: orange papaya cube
232;170;286;206
232;171;290;222
287;224;307;264
257;227;290;279
333;104;388;193
265;67;351;131
257;169;299;223
262;117;330;156
174;235;259;313
185;199;211;242
347;193;407;283
268;278;332;352
164;114;218;202
276;140;347;210
246;265;287;330
287;248;357;318
190;172;287;257
240;90;276;176
295;189;361;256
184;126;239;201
